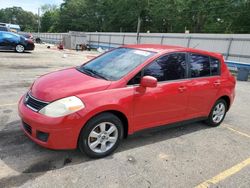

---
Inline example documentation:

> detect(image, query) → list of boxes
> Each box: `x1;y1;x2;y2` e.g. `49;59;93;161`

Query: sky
0;0;64;14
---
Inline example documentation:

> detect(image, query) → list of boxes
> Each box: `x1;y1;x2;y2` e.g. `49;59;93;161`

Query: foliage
1;0;250;33
0;7;38;32
40;4;61;32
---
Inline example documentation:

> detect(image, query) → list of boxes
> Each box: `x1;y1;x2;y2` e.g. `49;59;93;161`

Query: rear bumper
18;96;84;149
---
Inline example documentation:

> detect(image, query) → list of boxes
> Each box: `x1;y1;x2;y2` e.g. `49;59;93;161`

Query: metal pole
122;34;125;45
187;36;191;47
108;35;111;49
38;8;40;34
136;16;141;44
97;34;100;48
226;38;233;60
160;36;164;45
89;34;92;46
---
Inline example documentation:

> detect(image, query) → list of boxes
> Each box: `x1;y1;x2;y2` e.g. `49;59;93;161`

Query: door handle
214;80;221;86
178;86;187;92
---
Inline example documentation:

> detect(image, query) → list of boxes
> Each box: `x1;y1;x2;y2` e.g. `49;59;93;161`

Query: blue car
0;31;35;53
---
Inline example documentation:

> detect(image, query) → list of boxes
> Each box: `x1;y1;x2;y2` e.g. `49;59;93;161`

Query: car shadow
0;50;32;54
0;120;210;188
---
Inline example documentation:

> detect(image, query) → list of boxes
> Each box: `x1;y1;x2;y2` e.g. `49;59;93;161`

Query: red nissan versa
18;44;236;158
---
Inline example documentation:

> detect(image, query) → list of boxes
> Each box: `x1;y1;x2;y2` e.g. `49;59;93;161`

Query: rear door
130;52;190;131
0;32;4;49
186;53;221;119
0;32;19;50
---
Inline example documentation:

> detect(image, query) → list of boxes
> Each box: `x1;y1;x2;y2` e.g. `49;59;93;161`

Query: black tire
206;99;227;127
78;113;123;158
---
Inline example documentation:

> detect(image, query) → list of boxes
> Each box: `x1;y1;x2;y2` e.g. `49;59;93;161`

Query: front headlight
39;96;85;117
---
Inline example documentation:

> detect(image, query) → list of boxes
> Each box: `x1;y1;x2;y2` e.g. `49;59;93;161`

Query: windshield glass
78;48;155;81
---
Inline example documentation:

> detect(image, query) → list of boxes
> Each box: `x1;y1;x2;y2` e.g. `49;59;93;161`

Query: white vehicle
0;22;21;32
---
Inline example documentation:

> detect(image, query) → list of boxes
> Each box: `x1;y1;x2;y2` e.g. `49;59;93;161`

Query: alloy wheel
212;102;226;123
16;45;24;53
88;122;118;153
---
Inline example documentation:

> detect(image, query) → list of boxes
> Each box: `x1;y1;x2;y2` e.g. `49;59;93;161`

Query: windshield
77;48;155;81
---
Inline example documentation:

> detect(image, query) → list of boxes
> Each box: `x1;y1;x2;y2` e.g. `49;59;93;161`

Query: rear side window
2;33;19;39
210;57;220;75
144;53;187;82
189;53;210;78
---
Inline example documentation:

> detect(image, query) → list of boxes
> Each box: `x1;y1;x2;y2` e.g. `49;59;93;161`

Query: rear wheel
206;99;227;127
78;113;123;158
15;44;25;53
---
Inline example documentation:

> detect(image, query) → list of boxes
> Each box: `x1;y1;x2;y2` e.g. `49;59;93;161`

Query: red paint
140;76;157;88
18;44;236;149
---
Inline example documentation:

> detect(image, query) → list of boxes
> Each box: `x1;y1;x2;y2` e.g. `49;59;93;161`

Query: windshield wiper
76;67;92;76
78;67;108;80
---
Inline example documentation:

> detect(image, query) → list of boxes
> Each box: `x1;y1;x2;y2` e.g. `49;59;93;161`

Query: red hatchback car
18;44;235;158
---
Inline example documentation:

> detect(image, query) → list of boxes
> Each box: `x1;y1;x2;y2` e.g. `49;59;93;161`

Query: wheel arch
77;109;129;148
217;95;231;111
106;110;129;138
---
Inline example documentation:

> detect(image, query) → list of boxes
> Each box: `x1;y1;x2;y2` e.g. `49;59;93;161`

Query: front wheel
78;113;123;158
15;44;25;53
206;99;227;127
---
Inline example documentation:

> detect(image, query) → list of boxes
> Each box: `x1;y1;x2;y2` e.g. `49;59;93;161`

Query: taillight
27;39;33;43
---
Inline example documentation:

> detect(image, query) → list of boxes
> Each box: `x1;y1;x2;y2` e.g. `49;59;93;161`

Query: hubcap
88;122;118;153
212;102;226;123
16;45;24;52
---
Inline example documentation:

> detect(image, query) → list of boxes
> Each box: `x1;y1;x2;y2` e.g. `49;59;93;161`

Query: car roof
0;31;21;36
123;44;222;59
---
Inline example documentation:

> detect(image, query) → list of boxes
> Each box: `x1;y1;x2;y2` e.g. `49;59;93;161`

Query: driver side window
127;53;187;85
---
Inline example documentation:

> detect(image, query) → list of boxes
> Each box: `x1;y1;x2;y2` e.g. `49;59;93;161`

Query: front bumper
18;96;84;149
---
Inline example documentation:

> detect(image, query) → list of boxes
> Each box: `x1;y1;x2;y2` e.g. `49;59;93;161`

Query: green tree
231;0;250;33
40;4;60;32
37;0;250;33
0;7;38;31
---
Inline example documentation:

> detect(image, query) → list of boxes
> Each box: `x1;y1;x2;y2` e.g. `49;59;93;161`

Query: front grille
23;122;32;135
24;92;48;112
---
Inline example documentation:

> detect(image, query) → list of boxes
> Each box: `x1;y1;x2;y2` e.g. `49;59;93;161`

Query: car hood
30;68;111;101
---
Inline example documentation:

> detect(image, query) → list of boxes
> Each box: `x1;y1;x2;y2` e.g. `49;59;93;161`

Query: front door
130;53;190;132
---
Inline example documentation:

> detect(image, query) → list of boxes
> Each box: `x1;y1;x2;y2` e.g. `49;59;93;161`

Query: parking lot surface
0;45;249;188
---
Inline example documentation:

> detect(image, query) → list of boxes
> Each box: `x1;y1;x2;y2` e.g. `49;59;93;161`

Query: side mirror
140;76;157;88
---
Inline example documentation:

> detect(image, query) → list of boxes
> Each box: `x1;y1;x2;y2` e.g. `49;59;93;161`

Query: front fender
76;87;134;134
